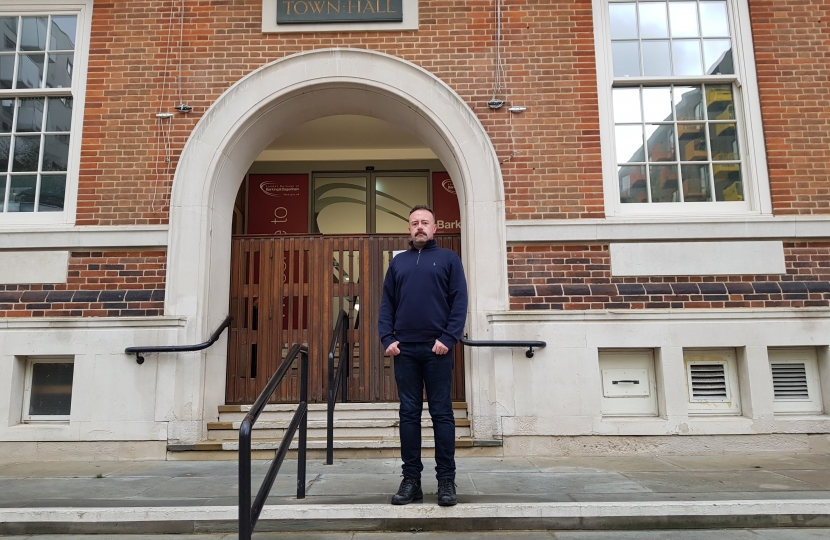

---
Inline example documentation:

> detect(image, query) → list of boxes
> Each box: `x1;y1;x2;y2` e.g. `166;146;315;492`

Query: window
595;0;770;216
684;348;741;415
23;357;74;421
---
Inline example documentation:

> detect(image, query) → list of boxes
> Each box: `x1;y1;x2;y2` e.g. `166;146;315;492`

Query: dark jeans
394;342;456;481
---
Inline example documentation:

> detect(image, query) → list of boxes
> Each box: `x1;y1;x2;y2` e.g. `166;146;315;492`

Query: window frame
0;0;91;227
22;356;74;422
593;0;771;218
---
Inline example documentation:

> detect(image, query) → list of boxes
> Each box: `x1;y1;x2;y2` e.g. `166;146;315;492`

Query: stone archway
167;49;507;442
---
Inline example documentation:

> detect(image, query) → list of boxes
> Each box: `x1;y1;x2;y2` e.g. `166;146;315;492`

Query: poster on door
432;172;461;234
247;174;309;234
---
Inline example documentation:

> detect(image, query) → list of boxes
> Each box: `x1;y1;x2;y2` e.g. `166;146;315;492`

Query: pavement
2;453;830;534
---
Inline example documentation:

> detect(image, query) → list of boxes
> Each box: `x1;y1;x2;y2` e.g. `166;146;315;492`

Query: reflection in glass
8;174;36;211
39;174;65;211
642;87;673;122
12;135;40;171
646;124;676;162
706;84;734;119
709;123;738;160
0;174;4;210
0;55;15;89
43;134;69;171
46;97;72;132
674;86;704;120
375;175;428;233
650;164;679;202
700;1;729;36
29;363;74;416
669;2;699;37
46;53;73;88
0;99;12;132
703;40;733;74
313;176;367;234
615;125;646;163
678;123;707;161
681;164;712;201
20;17;47;52
619;165;647;203
0;135;8;167
50;16;77;51
612;41;640;77
17;53;45;89
714;164;743;201
613;88;641;123
17;98;44;132
1;17;17;52
672;40;703;76
639;2;668;38
609;3;638;39
642;41;671;76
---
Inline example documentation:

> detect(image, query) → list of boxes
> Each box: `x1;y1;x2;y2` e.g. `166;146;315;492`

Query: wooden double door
226;234;466;404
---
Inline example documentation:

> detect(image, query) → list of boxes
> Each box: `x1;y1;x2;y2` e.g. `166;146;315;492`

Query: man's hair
409;204;436;221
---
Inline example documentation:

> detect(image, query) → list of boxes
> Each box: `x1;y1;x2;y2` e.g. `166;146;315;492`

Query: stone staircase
168;401;481;460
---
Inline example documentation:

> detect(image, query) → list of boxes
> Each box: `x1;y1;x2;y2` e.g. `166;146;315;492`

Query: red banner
432;172;461;234
247;174;309;235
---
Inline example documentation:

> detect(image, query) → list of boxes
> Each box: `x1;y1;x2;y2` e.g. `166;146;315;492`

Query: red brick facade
507;242;830;310
0;251;166;317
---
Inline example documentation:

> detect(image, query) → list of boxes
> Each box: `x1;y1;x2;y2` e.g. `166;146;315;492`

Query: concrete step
217;401;469;422
206;418;472;441
190;436;475;452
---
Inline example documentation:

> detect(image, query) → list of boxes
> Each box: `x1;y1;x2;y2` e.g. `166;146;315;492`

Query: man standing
378;205;468;507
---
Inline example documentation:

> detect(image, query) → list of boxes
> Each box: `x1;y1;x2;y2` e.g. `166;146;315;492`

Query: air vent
689;362;728;402
771;362;809;401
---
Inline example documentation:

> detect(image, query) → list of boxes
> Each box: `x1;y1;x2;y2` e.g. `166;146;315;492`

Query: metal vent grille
689;362;728;402
771;363;810;401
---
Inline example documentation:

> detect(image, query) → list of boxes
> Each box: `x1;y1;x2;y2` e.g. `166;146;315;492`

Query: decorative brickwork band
508;242;830;311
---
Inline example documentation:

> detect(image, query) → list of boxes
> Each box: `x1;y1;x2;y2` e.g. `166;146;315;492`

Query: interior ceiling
255;114;437;161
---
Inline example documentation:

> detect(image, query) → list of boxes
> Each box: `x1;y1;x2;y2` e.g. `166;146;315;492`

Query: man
378;204;468;507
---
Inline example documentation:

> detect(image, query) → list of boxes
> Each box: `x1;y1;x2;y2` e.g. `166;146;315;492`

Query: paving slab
655;454;827;471
467;472;651;496
620;470;820;493
526;456;684;473
769;469;830;489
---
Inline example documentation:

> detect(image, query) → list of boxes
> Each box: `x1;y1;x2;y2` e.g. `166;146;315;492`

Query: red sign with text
247;174;309;235
432;172;461;234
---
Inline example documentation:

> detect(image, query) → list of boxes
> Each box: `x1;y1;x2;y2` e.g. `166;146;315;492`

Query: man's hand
386;341;401;356
432;339;449;355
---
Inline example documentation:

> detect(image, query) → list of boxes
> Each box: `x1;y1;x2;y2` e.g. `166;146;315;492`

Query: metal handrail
326;310;350;465
239;343;309;540
461;337;547;358
125;315;233;364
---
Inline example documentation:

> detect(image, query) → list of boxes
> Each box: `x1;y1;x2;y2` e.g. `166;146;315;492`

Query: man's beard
412;233;428;248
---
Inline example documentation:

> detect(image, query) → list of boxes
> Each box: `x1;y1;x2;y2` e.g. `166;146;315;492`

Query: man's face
409;209;437;249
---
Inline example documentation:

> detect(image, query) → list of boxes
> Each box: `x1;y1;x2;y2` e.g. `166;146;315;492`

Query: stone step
207;424;472;441
217;401;469;422
188;436;476;452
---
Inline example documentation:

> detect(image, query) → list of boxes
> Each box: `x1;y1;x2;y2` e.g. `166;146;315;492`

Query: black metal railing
239;343;309;540
461;337;547;358
124;315;232;364
326;309;350;465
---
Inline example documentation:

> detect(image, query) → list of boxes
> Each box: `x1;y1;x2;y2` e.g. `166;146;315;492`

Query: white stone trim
261;0;418;33
609;240;785;276
0;317;185;330
488;308;830;323
0;226;168;249
0;251;69;284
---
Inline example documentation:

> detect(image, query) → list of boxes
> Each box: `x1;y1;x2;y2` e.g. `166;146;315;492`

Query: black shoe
437;478;457;506
391;476;422;505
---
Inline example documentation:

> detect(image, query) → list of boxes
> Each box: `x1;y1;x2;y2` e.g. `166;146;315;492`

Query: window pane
639;2;668;38
706;84;735;120
12;135;40;171
29;362;74;416
646;124;676;162
8;174;36;212
615;125;646;163
619;165;647;203
610;3;638;39
709;123;739;160
16;98;44;132
682;164;712;201
703;39;733;74
42;134;69;171
19;17;47;52
50;16;77;51
0;55;14;89
0;17;17;52
669;2;699;37
674;86;704;120
38;174;65;211
17;53;45;89
0;174;5;210
612;41;640;77
642;40;671;76
313;176;367;234
0;135;9;168
46;52;73;89
677;123;707;161
650;164;679;202
46;97;72;132
642;87;673;122
700;1;729;37
0;99;13;132
375;176;428;233
613;87;641;123
672;40;703;76
713;164;742;201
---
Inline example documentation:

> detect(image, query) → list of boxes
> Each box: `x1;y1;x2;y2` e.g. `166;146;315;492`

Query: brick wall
507;242;830;310
0;251;166;317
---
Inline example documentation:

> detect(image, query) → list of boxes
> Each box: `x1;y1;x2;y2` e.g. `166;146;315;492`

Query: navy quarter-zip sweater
378;239;468;349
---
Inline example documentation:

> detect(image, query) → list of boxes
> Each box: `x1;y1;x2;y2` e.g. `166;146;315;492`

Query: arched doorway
166;49;508;437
